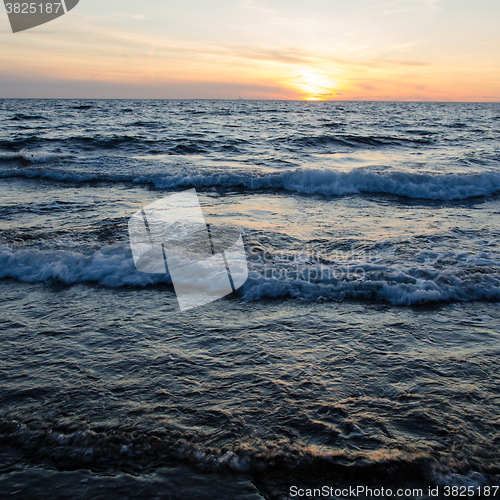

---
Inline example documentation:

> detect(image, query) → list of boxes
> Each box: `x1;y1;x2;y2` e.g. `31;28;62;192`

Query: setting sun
288;69;339;100
1;0;498;100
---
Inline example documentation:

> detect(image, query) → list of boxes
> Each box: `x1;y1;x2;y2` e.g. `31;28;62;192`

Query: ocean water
0;99;499;499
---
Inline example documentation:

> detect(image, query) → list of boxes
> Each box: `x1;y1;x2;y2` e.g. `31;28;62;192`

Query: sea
0;99;499;499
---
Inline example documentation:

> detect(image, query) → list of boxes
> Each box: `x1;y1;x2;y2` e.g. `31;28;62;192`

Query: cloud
0;71;295;99
358;83;376;90
240;0;278;17
382;0;442;15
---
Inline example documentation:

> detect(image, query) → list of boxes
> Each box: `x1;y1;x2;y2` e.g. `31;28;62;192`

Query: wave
241;244;500;304
1;244;499;305
241;267;500;305
0;245;171;288
3;166;500;201
1;418;497;487
276;134;434;148
0;150;63;164
0;418;433;479
8;114;45;121
0;135;248;153
0;135;149;151
20;149;62;163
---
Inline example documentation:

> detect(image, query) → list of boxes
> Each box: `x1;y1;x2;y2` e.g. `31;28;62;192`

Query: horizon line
0;98;499;103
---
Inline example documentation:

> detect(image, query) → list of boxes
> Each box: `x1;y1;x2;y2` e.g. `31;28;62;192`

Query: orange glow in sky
0;0;499;100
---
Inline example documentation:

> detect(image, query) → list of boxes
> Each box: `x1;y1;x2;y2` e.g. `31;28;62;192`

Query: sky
0;0;499;100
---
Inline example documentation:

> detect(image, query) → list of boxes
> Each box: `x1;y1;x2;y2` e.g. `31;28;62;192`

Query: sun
290;69;338;101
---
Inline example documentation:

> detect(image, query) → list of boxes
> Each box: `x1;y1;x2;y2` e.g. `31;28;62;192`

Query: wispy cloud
0;0;497;100
382;0;441;15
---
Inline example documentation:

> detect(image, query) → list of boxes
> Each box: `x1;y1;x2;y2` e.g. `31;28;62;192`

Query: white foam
1;243;498;305
147;168;500;201
18;149;61;163
240;274;500;304
2;166;500;200
0;244;171;288
240;250;500;304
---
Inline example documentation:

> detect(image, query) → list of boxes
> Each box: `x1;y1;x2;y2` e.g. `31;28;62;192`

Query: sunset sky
1;0;499;100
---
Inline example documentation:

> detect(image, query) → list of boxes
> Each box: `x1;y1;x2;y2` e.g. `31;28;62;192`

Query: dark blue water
1;99;500;499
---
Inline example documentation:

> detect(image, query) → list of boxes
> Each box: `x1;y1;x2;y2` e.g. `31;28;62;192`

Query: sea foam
2;166;500;200
1;244;499;305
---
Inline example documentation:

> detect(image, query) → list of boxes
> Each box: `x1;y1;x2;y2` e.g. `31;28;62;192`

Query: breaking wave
2;167;500;200
1;244;499;305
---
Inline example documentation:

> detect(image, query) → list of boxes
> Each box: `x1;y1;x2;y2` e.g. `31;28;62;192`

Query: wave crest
2;167;500;200
1;244;499;305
